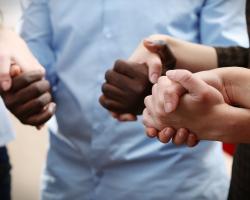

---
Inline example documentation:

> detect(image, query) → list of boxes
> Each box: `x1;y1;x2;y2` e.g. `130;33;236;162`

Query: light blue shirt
21;0;248;200
0;99;15;147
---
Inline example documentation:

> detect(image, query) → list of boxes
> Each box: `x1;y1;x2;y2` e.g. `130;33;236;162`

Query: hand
0;28;45;91
144;68;232;146
99;60;152;116
1;66;55;127
143;70;227;142
110;38;176;121
129;35;176;83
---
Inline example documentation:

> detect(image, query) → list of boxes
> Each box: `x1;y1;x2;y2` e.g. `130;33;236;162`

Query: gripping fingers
25;102;56;126
187;133;200;147
158;127;176;143
14;92;52;119
142;108;156;128
99;95;127;113
172;128;189;146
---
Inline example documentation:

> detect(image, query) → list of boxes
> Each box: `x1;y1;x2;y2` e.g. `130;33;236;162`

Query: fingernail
164;102;173;113
1;81;11;91
150;73;159;83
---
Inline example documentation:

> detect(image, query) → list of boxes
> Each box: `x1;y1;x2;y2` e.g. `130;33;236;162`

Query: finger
110;112;137;121
160;82;186;113
137;41;162;84
14;92;52;119
146;56;162;84
151;83;165;117
0;53;12;91
187;133;200;147
104;70;134;91
144;95;154;115
166;70;208;96
99;95;127;113
158;127;176;143
113;59;148;79
5;80;50;107
145;127;158;138
101;83;126;102
155;77;176;113
144;39;176;73
142;108;156;128
110;112;119;119
25;102;56;126
172;128;189;146
11;70;45;92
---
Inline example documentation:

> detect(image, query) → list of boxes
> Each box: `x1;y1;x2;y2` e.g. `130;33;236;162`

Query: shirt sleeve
215;46;249;67
200;0;249;47
20;0;58;86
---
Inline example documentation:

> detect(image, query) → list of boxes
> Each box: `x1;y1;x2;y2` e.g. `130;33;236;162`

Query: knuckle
43;80;51;90
198;89;211;101
133;83;145;94
99;95;105;105
33;82;44;95
22;75;34;85
101;84;109;94
114;59;123;70
101;98;110;109
144;95;151;107
34;97;47;108
152;84;158;94
104;70;112;81
158;76;165;82
179;71;193;83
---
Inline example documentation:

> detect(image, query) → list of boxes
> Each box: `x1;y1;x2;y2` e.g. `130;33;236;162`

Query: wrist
222;106;250;143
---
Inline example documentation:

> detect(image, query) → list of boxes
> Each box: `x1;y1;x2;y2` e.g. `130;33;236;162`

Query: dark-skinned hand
0;65;56;127
99;40;176;116
99;60;152;115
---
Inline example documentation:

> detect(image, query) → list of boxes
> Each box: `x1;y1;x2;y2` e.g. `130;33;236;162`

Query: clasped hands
0;28;55;128
0;64;55;128
100;36;248;146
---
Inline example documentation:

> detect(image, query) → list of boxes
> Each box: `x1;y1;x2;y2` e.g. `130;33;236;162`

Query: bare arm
143;68;250;144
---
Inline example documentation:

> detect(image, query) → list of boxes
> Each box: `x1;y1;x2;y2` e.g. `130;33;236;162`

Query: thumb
0;54;12;91
142;39;162;84
166;70;208;96
10;64;22;77
144;39;176;74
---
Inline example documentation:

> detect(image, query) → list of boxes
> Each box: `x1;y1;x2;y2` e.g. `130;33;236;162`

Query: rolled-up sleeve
215;46;249;67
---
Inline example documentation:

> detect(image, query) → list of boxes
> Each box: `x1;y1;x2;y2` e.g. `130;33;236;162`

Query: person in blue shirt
21;0;248;199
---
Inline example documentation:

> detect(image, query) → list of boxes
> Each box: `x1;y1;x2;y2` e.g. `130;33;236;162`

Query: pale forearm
148;34;218;72
214;105;250;143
